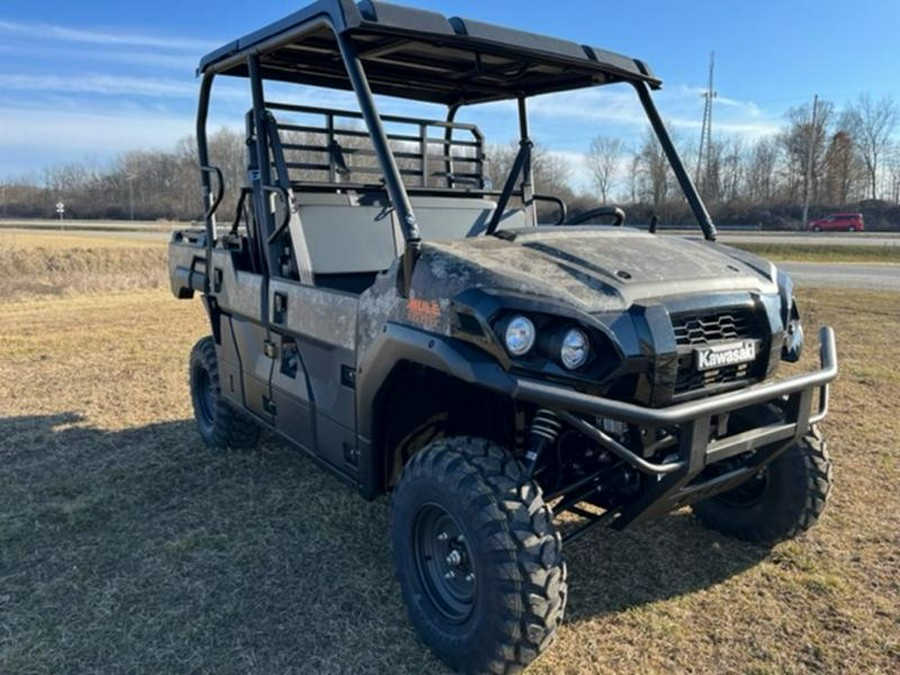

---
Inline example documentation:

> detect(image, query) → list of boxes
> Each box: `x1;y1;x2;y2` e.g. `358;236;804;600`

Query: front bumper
511;327;837;529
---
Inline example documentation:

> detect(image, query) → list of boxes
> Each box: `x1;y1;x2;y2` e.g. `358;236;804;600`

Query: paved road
780;262;900;290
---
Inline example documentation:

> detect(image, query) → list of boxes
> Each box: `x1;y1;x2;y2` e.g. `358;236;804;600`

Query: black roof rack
199;0;661;106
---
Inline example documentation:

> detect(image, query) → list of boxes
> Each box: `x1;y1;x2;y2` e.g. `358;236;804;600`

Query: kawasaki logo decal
695;340;758;371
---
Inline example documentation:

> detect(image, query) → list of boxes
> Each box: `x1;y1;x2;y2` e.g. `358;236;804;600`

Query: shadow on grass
0;413;769;673
562;512;770;624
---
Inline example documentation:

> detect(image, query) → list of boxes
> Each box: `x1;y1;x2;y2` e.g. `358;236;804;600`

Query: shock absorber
524;409;561;478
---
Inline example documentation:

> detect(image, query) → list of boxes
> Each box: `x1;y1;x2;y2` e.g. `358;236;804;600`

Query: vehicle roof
199;0;661;106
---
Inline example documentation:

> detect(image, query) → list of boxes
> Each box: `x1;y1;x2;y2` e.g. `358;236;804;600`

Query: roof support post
633;81;718;241
335;32;421;295
518;97;537;228
196;71;216;292
248;54;279;276
443;104;459;189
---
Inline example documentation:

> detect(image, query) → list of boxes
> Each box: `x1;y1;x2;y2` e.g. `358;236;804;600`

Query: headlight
504;315;536;356
560;328;590;369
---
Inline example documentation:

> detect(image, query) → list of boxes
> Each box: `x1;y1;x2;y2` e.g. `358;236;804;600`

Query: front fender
354;322;515;498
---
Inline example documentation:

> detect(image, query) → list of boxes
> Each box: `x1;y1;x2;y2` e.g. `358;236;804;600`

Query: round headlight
504;315;536;356
560;328;589;369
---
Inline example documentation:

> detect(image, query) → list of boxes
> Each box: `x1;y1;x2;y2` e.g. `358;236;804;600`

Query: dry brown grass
0;231;167;300
1;255;898;673
731;242;900;264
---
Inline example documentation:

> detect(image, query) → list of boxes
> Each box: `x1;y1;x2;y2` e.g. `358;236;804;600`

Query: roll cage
195;0;717;295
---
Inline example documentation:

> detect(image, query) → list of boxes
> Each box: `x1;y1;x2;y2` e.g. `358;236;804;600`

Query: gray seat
290;192;403;276
290;191;530;281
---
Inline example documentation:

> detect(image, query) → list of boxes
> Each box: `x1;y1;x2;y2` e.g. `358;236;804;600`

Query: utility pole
801;94;819;231
695;51;716;194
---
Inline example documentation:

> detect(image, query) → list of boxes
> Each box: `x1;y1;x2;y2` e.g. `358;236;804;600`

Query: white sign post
56;201;65;230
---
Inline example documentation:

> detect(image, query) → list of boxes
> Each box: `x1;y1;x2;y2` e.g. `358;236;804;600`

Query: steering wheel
563;206;626;227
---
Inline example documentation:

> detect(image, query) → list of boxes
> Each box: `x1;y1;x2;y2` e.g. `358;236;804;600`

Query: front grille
673;311;756;345
671;307;763;395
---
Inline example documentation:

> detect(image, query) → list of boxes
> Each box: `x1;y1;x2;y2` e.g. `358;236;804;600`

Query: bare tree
626;151;640;204
720;137;745;203
745;138;780;204
692;137;722;203
484;141;573;200
636;128;671;208
844;94;898;200
822;129;864;206
779;100;834;205
887;142;900;204
585;136;622;203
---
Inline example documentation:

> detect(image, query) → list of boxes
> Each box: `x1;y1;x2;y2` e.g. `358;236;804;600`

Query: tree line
1;93;898;230
584;93;900;229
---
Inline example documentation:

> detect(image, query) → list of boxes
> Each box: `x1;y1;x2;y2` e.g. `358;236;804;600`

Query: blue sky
1;0;898;185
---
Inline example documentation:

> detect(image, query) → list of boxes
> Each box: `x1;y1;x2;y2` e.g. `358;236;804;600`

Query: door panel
231;317;274;424
268;279;359;470
269;333;316;451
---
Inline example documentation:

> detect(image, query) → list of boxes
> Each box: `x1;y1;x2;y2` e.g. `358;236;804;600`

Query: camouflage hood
419;227;779;313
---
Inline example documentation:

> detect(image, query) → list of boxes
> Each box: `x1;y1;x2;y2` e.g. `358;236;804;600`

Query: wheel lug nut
437;532;449;542
444;570;456;579
465;573;475;582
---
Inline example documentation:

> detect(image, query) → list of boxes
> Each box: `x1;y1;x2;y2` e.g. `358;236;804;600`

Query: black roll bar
335;32;421;296
634;81;718;241
196;72;216;293
198;165;224;221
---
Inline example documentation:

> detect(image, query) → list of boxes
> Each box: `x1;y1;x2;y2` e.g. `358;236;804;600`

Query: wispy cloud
0;105;196;178
516;84;783;144
0;74;197;98
0;19;216;52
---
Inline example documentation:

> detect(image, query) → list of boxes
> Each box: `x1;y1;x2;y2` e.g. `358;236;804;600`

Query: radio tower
695;51;716;192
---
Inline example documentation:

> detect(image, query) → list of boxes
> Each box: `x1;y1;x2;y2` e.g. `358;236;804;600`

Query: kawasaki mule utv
169;1;837;672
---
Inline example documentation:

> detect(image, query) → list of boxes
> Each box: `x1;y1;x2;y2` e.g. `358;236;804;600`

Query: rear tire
693;427;832;544
390;437;566;674
189;336;260;449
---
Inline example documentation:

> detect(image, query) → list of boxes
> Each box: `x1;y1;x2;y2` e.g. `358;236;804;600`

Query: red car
808;213;864;232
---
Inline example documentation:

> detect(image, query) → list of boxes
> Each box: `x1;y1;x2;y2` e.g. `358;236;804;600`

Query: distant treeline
1;93;898;230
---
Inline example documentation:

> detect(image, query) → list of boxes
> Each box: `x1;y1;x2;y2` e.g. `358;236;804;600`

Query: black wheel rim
194;366;215;429
716;469;769;508
413;503;477;624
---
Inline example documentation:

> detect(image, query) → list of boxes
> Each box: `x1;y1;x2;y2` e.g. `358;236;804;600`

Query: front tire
189;336;260;449
693;427;832;544
390;437;566;674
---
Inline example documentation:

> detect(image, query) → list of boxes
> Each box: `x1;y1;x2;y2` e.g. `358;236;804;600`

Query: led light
504;315;536;356
560;328;589;369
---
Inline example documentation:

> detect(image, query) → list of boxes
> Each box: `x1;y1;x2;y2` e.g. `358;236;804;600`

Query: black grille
673;311;756;346
671;308;762;395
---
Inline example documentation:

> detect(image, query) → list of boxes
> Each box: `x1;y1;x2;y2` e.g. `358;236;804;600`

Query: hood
421;227;779;313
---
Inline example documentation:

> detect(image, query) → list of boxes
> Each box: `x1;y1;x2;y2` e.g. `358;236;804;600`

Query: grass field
1;239;899;674
731;242;900;264
0;231;166;300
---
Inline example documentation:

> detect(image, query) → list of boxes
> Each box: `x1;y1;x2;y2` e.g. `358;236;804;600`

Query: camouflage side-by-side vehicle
169;2;837;672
